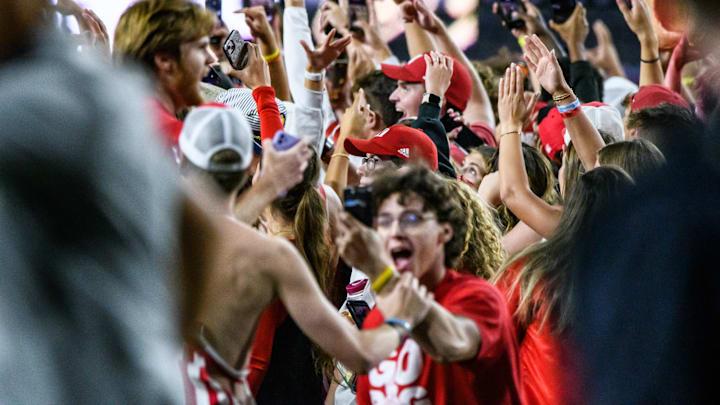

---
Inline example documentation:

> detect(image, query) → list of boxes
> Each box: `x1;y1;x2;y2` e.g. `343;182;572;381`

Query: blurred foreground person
571;1;720;403
0;1;183;402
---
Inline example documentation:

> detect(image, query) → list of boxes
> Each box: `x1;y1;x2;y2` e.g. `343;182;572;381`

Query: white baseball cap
179;105;253;172
564;103;625;145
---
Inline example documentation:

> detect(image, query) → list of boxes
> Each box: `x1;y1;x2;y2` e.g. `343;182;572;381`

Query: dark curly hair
371;166;467;269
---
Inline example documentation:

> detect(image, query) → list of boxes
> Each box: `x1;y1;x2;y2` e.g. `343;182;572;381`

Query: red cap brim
344;138;396;157
381;63;424;83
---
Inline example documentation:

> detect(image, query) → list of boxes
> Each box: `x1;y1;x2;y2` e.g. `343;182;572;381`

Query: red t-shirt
247;299;287;396
150;99;183;147
496;260;574;405
356;270;523;405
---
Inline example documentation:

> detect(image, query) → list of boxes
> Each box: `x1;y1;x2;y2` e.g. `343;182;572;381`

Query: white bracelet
304;70;325;82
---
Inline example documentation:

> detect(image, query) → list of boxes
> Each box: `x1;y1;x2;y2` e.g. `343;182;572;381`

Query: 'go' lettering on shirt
367;339;430;404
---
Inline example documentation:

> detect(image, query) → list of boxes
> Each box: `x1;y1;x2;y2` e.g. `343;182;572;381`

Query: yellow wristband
371;265;396;293
263;48;280;62
518;36;526;48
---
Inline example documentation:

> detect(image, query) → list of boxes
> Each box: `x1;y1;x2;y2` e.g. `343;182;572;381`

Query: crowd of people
1;0;718;403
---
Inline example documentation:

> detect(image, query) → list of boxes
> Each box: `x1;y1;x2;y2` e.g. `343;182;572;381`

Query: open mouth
390;247;413;272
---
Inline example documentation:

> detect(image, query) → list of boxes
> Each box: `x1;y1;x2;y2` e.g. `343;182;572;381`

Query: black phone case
343;186;373;227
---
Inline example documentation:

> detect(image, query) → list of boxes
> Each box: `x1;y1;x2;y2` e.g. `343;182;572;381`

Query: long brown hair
269;150;334;377
492;167;634;334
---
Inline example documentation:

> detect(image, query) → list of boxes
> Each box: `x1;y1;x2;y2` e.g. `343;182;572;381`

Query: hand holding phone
272;130;301;151
343;186;373;227
495;0;526;30
223;30;250;70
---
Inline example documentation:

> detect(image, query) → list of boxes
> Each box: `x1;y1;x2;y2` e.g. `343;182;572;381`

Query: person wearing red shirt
114;0;218;147
335;166;523;405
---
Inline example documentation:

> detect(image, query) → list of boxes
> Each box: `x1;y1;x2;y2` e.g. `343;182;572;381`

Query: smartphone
551;0;577;24
272;130;300;151
223;30;250;70
343;186;373;227
440;114;486;149
202;65;235;89
497;0;525;30
346;300;371;328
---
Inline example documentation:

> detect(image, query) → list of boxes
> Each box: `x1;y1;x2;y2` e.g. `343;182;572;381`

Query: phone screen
346;300;371;328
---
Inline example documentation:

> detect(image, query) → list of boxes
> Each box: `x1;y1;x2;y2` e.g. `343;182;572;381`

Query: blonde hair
445;179;506;279
114;0;215;71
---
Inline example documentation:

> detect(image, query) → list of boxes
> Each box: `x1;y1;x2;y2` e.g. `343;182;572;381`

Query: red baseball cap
344;125;439;171
381;52;472;111
630;84;691;112
538;107;566;162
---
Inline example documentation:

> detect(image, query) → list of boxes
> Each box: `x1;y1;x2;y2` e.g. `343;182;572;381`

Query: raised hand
232;42;271;88
587;20;624;77
348;44;376;85
319;1;350;37
401;0;441;33
375;272;434;329
523;35;571;97
80;9;110;57
341;88;371;139
236;6;275;47
548;3;589;61
258;136;314;197
497;63;538;134
300;28;352;73
493;0;550;40
424;51;454;99
616;0;656;43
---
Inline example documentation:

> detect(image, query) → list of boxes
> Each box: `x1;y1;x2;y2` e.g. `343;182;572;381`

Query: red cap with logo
381;52;472;111
344;125;439;171
630;84;691;112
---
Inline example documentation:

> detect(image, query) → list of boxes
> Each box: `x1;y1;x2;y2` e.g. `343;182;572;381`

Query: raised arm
617;0;663;87
410;0;495;126
397;0;436;57
587;20;626;79
324;89;370;198
412;52;456;178
272;235;432;373
525;34;604;171
237;6;291;101
497;62;563;238
234;138;312;224
235;43;285;143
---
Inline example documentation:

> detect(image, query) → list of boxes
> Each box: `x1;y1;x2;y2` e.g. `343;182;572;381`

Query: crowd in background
1;0;718;404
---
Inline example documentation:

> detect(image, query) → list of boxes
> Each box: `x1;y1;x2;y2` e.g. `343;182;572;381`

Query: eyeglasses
375;211;436;231
361;156;381;170
209;36;224;46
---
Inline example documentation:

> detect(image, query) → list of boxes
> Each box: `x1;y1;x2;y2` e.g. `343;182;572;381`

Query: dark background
307;0;643;82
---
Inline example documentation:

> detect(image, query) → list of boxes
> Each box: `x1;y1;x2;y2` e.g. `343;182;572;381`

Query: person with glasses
334;165;523;405
344;125;439;187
